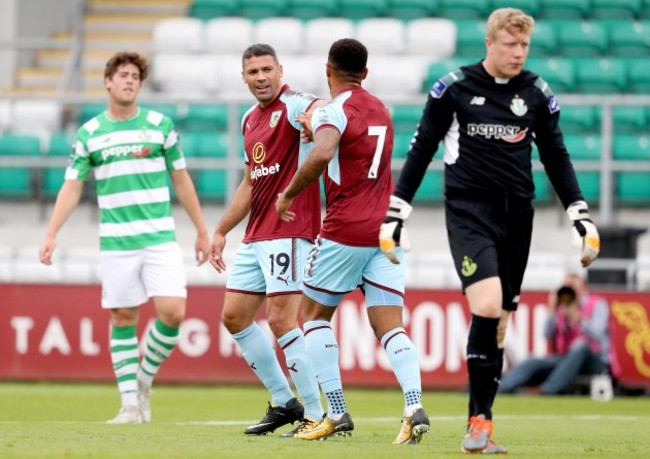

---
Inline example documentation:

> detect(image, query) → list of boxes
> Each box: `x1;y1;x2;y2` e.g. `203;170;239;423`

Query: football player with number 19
379;8;600;454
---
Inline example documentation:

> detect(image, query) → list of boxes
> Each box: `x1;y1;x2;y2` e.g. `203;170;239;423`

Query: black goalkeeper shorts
445;194;534;311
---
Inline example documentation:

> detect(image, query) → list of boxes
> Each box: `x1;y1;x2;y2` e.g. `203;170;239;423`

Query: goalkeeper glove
566;200;600;267
379;195;413;264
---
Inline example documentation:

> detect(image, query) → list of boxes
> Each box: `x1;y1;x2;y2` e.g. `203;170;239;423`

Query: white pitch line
175;414;650;426
0;414;648;426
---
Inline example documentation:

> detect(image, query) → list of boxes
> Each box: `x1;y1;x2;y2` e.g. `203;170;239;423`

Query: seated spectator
499;272;611;395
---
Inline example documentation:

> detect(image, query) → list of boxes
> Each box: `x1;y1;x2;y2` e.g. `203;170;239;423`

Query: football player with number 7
276;38;430;445
379;7;600;454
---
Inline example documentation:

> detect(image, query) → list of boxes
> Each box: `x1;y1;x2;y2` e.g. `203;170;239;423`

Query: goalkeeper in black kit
378;7;600;455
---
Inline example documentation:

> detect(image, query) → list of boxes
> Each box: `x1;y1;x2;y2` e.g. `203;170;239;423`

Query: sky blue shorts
303;237;406;307
226;238;312;296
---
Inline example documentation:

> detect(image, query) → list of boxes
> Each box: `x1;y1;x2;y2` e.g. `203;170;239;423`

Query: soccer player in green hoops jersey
38;51;210;424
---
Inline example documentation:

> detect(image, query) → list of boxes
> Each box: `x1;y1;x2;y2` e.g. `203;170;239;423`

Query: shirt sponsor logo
467;124;528;143
547;95;560;114
431;79;447;98
100;144;150;160
469;96;485;105
250;162;281;180
252;142;266;163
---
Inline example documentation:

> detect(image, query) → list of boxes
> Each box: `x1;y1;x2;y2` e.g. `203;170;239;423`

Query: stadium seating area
0;0;648;291
0;0;649;206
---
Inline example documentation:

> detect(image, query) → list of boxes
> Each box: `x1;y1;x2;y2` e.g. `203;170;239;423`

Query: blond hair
486;8;535;40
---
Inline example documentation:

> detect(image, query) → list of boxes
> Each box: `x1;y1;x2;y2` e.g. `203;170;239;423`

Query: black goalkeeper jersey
394;61;584;209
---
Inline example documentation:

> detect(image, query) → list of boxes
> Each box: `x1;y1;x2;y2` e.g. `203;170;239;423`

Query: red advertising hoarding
1;284;649;390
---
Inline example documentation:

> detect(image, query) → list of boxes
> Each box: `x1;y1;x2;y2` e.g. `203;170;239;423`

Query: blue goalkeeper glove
566;200;600;267
379;196;413;264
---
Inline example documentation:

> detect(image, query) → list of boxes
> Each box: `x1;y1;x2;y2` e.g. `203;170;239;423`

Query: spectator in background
39;51;210;424
499;272;611;394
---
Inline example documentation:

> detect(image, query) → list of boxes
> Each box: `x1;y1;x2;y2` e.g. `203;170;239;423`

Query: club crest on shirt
270;110;282;128
510;95;528;117
139;127;152;141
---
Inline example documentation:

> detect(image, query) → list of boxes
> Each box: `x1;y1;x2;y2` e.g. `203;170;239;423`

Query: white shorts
100;242;187;309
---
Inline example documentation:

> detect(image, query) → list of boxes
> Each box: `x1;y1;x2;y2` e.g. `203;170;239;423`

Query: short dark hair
328;38;367;76
242;43;278;67
557;286;577;305
104;51;148;81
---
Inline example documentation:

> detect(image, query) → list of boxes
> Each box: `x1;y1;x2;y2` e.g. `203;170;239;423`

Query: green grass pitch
1;382;649;458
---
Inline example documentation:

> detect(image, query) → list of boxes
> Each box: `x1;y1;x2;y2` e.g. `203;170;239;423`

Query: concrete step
17;67;105;89
88;0;191;14
36;49;150;71
84;12;181;33
51;30;152;52
0;86;107;97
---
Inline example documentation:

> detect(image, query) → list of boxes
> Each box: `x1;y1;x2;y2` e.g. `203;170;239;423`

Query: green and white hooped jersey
66;108;186;251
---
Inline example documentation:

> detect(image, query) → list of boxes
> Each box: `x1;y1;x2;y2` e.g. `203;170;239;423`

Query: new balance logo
470;96;486;105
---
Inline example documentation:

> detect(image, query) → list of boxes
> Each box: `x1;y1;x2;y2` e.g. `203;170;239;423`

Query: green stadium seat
527;21;557;56
421;57;475;93
626;58;650;93
286;0;339;20
177;131;201;157
454;20;487;59
559;106;599;134
613;134;650;160
239;0;288;20
337;0;388;20
525;57;575;93
591;0;642;20
178;104;229;132
180;131;236;158
0;134;41;198
613;107;648;134
616;172;650;205
188;0;240;20
385;0;438;21
150;104;181;123
613;135;650;205
533;170;552;204
413;170;444;204
642;0;650;19
564;134;602;160
491;0;541;16
606;21;650;57
393;132;415;158
43;132;75;198
574;58;628;94
555;21;608;57
575;171;601;205
78;103;106;124
196;170;227;201
191;133;237;202
391;105;423;135
539;0;590;19
438;0;490;19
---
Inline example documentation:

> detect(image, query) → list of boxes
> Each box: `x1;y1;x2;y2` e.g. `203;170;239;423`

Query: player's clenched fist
379;195;413;264
566;200;600;267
